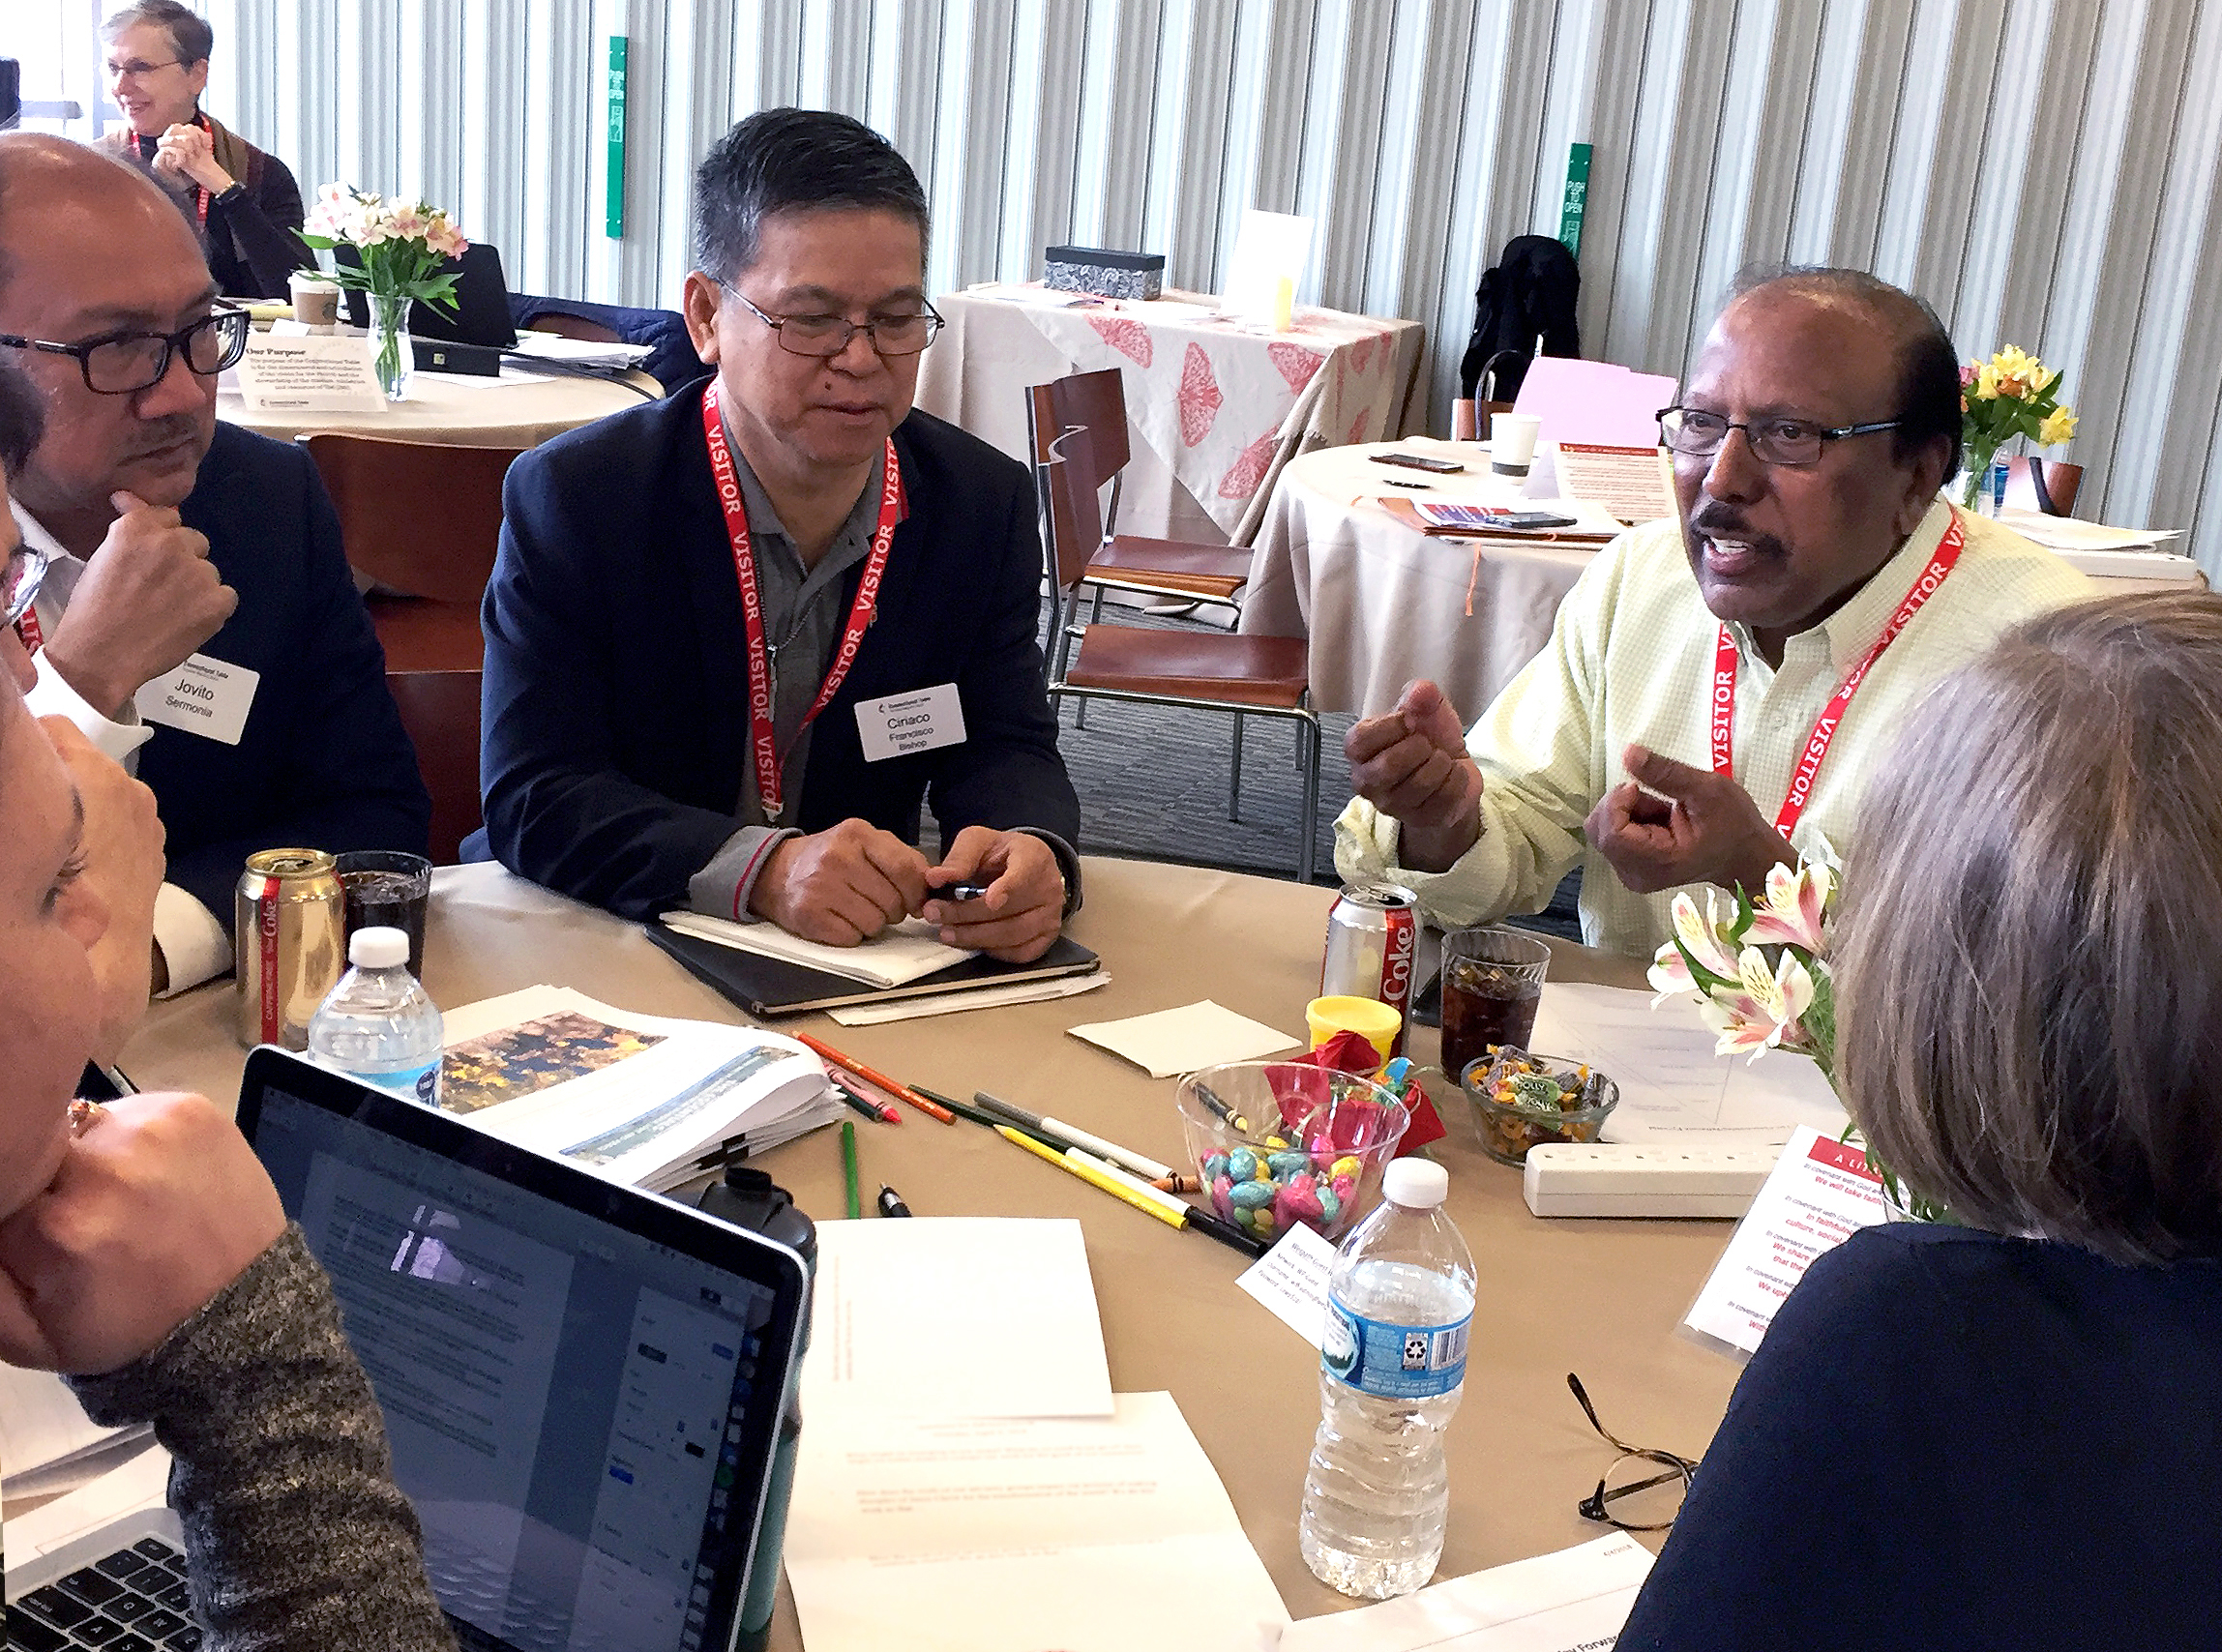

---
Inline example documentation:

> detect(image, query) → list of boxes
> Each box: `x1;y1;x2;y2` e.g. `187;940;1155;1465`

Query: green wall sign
606;36;628;240
1559;141;1592;259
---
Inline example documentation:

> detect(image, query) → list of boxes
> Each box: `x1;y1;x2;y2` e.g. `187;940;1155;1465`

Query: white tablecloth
915;285;1426;546
1239;439;1600;720
217;365;660;449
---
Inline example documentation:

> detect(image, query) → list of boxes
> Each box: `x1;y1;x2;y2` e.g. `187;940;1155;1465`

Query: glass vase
1959;439;2004;516
368;292;412;401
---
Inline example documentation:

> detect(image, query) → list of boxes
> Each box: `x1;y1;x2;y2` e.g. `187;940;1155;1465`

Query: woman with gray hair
1617;589;2222;1649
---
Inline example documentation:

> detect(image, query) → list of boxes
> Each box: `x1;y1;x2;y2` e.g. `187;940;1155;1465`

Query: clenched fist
750;818;932;946
42;490;236;719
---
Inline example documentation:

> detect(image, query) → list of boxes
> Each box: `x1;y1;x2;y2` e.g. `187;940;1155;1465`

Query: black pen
876;1183;913;1218
1185;1206;1270;1259
944;881;992;901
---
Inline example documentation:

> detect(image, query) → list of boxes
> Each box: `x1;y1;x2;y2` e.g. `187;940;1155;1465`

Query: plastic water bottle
308;927;443;1106
1300;1157;1476;1599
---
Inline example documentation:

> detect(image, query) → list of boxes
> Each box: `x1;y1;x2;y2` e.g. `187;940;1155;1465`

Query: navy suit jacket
144;423;430;924
476;379;1080;919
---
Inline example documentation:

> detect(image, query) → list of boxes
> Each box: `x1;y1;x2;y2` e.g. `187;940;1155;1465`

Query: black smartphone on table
1370;452;1466;474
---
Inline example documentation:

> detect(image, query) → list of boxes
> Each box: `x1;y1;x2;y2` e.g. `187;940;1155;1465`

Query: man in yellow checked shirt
1336;268;2090;958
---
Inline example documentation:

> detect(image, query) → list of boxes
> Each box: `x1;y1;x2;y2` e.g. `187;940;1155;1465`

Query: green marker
841;1119;861;1220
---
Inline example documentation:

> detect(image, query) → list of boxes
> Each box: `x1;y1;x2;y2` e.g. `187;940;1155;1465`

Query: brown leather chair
385;669;482;866
2004;456;2083;517
1028;382;1319;881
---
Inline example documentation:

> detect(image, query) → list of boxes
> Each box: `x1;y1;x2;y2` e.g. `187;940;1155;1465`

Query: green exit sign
605;37;628;240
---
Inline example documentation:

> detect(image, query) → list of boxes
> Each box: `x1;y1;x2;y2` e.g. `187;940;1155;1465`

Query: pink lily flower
1746;862;1836;952
1670;889;1741;981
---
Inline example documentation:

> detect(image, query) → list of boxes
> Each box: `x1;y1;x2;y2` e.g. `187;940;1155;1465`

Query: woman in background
0;365;453;1652
1617;588;2222;1649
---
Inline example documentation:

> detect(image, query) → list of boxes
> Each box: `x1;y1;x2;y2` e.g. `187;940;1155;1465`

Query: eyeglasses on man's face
1658;404;1904;469
1;543;51;631
0;307;250;396
720;284;944;360
1568;1372;1700;1532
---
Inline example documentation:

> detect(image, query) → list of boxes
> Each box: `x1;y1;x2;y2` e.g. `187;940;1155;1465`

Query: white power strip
1522;1141;1784;1220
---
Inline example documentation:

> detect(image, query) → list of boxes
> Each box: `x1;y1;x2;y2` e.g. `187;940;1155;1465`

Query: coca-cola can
1321;883;1418;1057
236;848;346;1050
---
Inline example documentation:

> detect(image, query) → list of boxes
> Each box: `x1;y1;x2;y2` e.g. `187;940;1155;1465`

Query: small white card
854;683;965;761
1235;1220;1340;1349
133;653;259;745
234;333;385;412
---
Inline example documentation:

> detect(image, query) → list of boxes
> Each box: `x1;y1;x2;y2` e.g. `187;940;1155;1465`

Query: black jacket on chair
1459;234;1582;402
151;423;431;922
473;378;1080;919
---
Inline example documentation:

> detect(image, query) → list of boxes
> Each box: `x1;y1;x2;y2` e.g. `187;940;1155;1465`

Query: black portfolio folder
646;924;1101;1018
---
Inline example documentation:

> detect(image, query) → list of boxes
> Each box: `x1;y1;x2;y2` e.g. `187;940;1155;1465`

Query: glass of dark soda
1438;926;1552;1084
336;850;432;977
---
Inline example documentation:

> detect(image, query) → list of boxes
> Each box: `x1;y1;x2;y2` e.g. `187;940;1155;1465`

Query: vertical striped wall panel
186;0;2219;568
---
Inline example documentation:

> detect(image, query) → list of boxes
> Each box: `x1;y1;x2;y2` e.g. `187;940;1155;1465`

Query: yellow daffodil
2038;405;2077;446
1975;361;2001;398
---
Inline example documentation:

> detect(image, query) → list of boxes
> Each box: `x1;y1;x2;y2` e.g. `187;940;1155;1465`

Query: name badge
855;683;966;762
134;654;260;746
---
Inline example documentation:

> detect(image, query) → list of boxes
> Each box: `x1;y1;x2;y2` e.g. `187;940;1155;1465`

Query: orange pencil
795;1032;957;1124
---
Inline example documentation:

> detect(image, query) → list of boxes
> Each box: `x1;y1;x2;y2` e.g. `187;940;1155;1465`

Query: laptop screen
244;1054;808;1652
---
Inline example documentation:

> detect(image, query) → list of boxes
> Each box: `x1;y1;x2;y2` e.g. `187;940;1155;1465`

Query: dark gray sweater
67;1227;456;1652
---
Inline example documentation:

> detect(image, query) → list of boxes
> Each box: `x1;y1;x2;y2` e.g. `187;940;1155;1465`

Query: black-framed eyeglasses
1568;1372;1699;1532
1658;404;1903;469
720;284;944;359
0;307;250;396
2;543;51;631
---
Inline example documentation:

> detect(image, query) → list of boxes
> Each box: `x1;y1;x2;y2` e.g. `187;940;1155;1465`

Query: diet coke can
236;848;346;1050
1321;883;1418;1057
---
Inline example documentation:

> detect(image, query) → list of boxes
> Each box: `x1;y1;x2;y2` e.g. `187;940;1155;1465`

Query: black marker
876;1183;913;1218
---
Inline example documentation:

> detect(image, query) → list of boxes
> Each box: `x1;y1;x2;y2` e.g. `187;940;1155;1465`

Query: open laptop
339;241;519;348
7;1051;813;1652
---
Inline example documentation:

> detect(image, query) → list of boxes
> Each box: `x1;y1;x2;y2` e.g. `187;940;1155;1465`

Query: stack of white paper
659;910;973;988
506;330;656;369
1277;1534;1655;1651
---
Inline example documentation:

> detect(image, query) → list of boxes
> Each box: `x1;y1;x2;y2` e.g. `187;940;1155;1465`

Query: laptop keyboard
5;1537;204;1651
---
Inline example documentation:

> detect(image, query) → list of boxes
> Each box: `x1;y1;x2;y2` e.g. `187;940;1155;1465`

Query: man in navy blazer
478;109;1080;961
0;135;430;994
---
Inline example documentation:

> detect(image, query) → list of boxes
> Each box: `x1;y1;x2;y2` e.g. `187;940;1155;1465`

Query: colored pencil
833;1080;901;1125
995;1126;1185;1229
840;1121;862;1220
798;1032;956;1123
973;1091;1173;1181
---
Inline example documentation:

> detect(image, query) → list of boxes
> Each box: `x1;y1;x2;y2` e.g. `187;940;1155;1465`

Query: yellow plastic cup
1306;994;1402;1067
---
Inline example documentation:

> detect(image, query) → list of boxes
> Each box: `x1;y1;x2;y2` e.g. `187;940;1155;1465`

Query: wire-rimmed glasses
2;543;51;631
1657;404;1903;468
1568;1372;1700;1532
0;307;250;396
720;285;944;359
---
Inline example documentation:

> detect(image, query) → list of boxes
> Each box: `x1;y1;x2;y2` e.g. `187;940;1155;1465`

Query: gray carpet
1040;598;1585;939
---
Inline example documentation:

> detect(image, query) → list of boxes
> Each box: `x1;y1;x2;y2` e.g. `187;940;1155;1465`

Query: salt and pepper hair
0;361;42;476
1726;264;1964;481
693;107;929;285
100;1;216;67
1836;590;2222;1263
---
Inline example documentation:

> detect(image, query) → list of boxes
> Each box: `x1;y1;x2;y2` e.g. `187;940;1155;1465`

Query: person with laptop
95;0;314;300
476;107;1081;963
0;366;456;1650
1335;267;2089;958
0;133;430;998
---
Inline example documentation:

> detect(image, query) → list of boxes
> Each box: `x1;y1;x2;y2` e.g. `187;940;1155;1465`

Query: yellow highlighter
995;1126;1186;1230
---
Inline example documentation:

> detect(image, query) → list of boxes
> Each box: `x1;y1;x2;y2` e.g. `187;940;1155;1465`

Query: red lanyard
1711;515;1968;839
15;605;42;654
701;382;903;821
139;115;215;225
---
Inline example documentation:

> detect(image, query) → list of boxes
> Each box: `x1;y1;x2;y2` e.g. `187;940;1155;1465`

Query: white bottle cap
1381;1158;1448;1209
348;927;410;969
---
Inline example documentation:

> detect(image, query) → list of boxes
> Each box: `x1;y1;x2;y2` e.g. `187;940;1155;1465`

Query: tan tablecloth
215;366;659;449
1240;439;1600;720
915;286;1427;546
119;856;1736;1638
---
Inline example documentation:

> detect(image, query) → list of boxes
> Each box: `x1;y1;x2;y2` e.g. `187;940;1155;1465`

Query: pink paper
1512;358;1679;449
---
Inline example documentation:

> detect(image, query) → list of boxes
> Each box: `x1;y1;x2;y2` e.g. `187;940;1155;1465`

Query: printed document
785;1391;1289;1652
1277;1533;1654;1651
802;1217;1114;1419
1531;983;1847;1143
1682;1124;1885;1361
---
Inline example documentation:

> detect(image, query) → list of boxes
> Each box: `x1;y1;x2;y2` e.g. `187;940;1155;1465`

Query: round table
216;366;660;449
1239;440;1601;721
120;856;1738;1640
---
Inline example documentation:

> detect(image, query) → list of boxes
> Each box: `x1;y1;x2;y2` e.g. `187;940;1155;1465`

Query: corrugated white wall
179;0;2221;567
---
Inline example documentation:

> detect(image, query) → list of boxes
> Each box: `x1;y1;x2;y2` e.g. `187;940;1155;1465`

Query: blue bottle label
1323;1296;1470;1400
356;1060;440;1107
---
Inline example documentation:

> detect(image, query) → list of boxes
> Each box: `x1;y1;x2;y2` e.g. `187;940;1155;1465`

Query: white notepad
658;910;974;988
1067;999;1303;1078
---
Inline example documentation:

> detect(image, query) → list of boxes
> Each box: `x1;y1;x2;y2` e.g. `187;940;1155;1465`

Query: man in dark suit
478;108;1079;962
0;134;429;994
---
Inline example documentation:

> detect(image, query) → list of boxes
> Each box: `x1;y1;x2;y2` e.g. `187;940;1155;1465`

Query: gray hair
1835;590;2222;1262
100;1;215;67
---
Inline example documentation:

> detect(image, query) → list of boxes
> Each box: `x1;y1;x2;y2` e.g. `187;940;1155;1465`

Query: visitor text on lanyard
1711;516;1967;840
701;381;904;821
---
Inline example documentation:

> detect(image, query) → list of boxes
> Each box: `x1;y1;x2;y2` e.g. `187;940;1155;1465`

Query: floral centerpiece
1959;345;2076;513
1646;862;1947;1222
300;185;469;400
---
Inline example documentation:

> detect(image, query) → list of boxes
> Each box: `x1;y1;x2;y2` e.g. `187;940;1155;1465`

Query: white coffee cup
1489;413;1542;476
289;271;341;330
